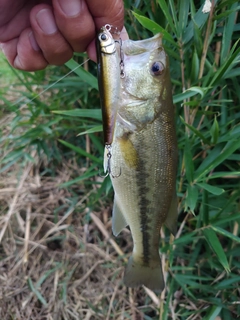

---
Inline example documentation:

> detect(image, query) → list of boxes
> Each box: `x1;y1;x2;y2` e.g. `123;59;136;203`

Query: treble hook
99;145;121;179
115;38;125;78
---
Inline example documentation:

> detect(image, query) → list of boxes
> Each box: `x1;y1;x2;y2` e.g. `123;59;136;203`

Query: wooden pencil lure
96;24;121;147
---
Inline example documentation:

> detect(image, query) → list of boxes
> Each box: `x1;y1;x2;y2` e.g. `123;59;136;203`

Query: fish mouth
123;92;147;105
122;94;149;111
122;34;162;55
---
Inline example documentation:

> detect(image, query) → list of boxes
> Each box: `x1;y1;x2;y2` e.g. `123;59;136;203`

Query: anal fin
112;196;128;236
164;193;178;236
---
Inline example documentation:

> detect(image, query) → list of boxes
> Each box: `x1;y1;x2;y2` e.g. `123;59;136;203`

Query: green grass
0;0;240;319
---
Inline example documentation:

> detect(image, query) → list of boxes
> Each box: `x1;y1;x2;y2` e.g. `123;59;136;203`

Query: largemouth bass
97;30;178;291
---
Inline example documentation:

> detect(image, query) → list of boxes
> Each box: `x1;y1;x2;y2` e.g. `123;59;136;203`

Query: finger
0;0;27;26
0;0;33;42
1;28;48;71
86;0;124;31
120;26;129;41
30;4;73;65
51;0;95;53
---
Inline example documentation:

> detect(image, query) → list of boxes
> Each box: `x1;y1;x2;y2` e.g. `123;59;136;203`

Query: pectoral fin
112;196;128;236
164;193;178;236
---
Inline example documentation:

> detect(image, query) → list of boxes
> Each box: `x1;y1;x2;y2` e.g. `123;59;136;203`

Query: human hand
0;0;125;71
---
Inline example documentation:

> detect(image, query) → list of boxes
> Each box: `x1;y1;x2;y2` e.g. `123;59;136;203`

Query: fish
96;25;121;146
107;33;178;292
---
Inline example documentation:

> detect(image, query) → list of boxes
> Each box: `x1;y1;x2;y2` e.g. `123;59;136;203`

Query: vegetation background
0;0;239;319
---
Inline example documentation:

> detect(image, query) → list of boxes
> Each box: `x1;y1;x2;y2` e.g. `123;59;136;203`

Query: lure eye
100;33;108;41
150;61;164;76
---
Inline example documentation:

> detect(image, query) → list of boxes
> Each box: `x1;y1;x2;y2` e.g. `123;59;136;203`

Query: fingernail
121;26;129;41
58;0;81;17
36;9;58;34
14;56;23;70
0;43;5;55
29;32;40;51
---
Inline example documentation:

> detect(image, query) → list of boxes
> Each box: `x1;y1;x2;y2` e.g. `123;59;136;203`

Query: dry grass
0;114;162;320
0;113;227;319
0;58;162;320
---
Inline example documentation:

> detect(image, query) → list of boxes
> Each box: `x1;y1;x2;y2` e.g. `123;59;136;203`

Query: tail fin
123;256;165;292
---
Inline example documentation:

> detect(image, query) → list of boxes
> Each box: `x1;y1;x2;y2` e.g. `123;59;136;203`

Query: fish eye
150;61;164;76
100;33;108;41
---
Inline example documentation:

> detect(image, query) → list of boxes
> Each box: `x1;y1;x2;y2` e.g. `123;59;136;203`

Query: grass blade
211;226;240;244
27;278;48;307
194;140;240;181
65;59;98;89
157;0;177;33
209;40;240;87
203;228;230;272
58;139;102;164
196;183;224;196
204;306;222;320
132;11;178;46
52;109;102;120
